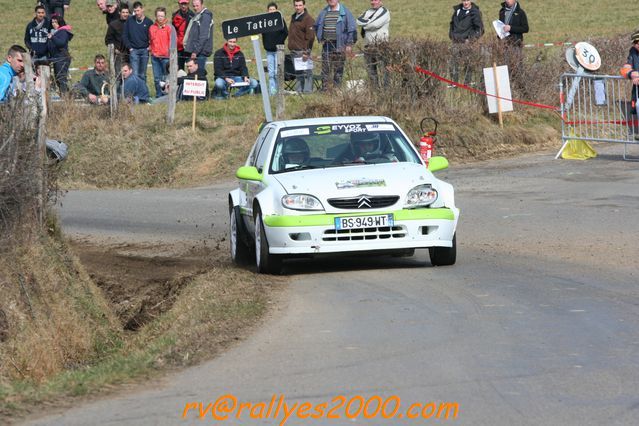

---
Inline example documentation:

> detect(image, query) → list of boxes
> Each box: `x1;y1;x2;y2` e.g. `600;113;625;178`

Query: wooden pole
167;25;178;125
191;74;198;131
37;65;49;229
108;44;118;116
276;44;285;119
492;62;503;128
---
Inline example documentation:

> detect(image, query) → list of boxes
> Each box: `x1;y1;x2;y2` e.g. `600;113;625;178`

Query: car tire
254;208;283;275
230;205;251;265
429;233;456;266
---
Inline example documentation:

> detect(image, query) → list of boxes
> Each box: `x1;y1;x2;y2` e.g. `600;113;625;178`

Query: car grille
322;226;407;241
327;195;399;209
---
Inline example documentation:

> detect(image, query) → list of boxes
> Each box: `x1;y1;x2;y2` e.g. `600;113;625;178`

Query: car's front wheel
254;208;283;275
230;205;251;265
429;233;457;266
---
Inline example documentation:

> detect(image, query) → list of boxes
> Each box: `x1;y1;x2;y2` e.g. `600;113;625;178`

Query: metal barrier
558;72;639;160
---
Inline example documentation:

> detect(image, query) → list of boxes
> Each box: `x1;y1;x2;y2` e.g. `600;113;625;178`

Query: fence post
108;44;118;116
276;44;285;119
36;65;49;228
167;25;178;125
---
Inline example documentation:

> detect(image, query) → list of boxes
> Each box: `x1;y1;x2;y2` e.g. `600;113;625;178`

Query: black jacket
213;46;249;79
105;18;126;52
499;2;528;46
449;3;483;42
262;18;288;52
25;18;51;57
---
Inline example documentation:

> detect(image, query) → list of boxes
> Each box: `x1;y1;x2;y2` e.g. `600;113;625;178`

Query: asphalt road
32;144;639;425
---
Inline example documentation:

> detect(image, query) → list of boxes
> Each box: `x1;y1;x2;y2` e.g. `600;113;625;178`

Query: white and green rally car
228;116;459;274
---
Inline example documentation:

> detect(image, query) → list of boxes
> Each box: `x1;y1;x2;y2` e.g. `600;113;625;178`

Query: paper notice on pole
182;79;208;97
294;57;314;71
483;65;513;114
492;20;510;39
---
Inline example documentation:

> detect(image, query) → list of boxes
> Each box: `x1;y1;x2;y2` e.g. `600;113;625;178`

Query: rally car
228;116;459;274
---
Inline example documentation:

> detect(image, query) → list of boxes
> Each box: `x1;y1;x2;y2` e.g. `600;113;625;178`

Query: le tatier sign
222;11;285;39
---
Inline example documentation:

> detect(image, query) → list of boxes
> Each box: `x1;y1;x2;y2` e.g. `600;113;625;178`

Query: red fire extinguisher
419;117;438;167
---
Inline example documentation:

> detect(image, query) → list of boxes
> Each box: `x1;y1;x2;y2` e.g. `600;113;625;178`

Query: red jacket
149;22;172;58
172;9;194;52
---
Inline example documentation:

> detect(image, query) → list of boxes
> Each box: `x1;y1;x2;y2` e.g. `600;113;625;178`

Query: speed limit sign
574;42;601;71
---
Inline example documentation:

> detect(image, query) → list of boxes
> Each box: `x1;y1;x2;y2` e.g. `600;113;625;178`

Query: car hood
271;163;434;199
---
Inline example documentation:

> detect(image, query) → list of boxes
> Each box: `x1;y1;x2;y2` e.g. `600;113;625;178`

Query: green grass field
1;0;635;69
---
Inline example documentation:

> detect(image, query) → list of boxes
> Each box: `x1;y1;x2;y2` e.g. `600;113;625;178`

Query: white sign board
182;79;208;97
483;65;513;114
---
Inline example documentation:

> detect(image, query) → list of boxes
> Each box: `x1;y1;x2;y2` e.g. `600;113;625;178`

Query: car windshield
269;122;422;174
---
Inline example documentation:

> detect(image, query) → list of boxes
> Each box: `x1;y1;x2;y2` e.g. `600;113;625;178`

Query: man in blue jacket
0;45;26;103
120;62;150;103
315;0;356;90
123;1;153;82
24;5;50;62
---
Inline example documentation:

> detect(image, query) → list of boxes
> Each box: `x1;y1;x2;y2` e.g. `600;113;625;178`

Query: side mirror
236;166;263;181
427;156;448;172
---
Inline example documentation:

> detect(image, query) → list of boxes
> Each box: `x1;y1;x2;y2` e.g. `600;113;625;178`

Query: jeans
213;76;258;99
52;56;71;93
266;51;277;95
291;50;313;93
129;48;149;82
321;41;345;90
151;56;169;98
364;46;389;88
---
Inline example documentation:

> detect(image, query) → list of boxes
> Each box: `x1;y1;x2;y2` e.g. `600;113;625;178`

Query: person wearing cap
620;31;639;139
172;0;195;70
183;0;214;74
104;0;120;25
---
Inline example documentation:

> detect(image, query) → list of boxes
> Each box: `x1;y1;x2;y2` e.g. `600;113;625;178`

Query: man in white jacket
356;0;390;87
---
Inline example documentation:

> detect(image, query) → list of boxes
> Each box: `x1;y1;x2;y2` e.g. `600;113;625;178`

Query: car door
242;126;275;234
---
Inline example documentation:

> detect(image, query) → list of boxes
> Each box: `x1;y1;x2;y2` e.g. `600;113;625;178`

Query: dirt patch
69;239;222;330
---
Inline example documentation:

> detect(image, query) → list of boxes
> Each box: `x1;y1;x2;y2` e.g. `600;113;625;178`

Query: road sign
182;79;208;97
222;12;285;39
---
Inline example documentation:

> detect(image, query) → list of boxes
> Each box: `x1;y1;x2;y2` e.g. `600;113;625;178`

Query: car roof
271;116;395;129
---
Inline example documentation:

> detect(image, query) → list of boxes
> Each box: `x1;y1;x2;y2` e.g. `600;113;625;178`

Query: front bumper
262;208;459;255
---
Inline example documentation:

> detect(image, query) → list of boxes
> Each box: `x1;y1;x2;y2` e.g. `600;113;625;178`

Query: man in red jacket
172;0;194;70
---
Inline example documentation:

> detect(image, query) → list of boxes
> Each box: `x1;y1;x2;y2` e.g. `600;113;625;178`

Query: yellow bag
561;130;597;160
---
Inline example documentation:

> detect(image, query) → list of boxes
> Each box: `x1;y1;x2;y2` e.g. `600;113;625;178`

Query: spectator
448;0;483;85
74;54;110;104
178;57;208;101
105;4;130;74
104;0;120;25
149;7;174;98
172;0;195;70
120;62;150;103
620;31;639;139
288;0;315;93
48;14;73;94
357;0;390;88
123;1;153;82
498;0;528;47
315;0;356;90
42;0;71;19
213;38;258;99
0;45;26;103
184;0;214;73
25;5;51;63
96;0;107;12
263;2;288;95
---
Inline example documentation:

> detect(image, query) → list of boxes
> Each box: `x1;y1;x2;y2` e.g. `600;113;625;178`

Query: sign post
222;12;285;123
182;76;208;130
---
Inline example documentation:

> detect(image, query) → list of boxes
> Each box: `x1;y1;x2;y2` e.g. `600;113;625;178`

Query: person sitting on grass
74;54;111;104
120;62;150;103
212;38;258;99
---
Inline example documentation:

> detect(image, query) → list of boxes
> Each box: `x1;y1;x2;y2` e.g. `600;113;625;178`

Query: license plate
334;214;394;230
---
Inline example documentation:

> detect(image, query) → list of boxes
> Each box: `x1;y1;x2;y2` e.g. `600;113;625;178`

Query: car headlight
404;185;438;208
281;194;325;211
